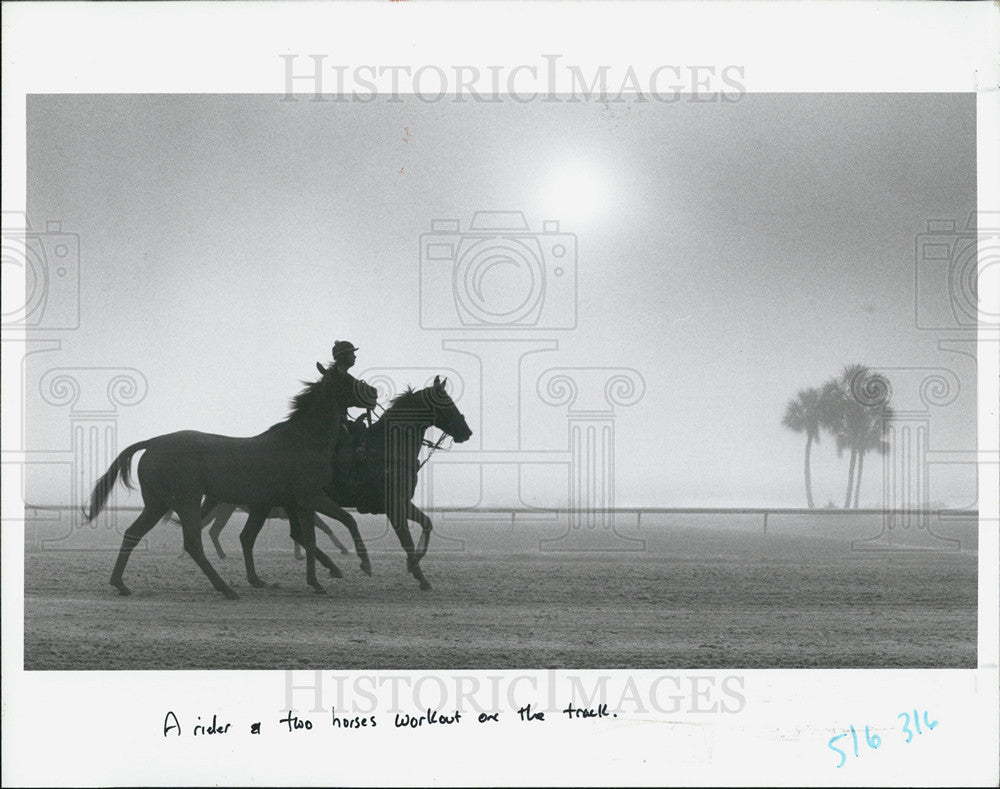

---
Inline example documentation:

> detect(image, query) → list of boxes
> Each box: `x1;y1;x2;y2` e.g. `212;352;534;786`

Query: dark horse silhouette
85;365;378;597
205;375;472;591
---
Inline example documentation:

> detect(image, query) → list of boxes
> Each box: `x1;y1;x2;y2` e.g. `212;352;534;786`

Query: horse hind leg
238;507;272;588
209;517;226;560
289;511;346;562
111;504;170;595
174;498;229;560
209;502;236;560
177;503;239;599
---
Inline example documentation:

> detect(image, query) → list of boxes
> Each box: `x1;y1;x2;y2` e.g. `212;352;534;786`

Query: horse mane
285;376;327;421
388;386;422;409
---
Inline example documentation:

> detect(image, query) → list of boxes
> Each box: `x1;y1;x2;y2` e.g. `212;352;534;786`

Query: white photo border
2;2;998;786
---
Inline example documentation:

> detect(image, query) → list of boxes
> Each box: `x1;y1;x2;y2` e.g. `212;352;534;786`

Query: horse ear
440;377;448;390
433;375;441;387
316;361;326;375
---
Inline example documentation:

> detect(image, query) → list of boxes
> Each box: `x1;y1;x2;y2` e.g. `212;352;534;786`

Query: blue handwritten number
832;710;936;765
898;712;913;743
828;734;848;768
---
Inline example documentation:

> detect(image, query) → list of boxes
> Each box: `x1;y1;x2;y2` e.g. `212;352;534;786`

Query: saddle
329;415;378;513
327;416;421;516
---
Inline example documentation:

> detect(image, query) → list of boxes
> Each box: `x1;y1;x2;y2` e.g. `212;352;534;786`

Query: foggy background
22;93;977;508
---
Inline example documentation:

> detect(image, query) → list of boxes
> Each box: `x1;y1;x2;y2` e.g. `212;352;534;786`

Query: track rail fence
21;504;981;554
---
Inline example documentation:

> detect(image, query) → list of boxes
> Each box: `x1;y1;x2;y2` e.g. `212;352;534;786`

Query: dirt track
23;520;976;669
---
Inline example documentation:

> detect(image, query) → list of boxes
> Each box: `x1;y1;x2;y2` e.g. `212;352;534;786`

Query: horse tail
84;440;151;521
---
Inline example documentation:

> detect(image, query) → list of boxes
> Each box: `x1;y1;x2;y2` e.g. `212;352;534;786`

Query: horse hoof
312;586;327;595
113;584;131;596
339;548;350;555
248;578;267;588
329;566;343;579
270;582;281;589
360;564;372;577
419;580;432;591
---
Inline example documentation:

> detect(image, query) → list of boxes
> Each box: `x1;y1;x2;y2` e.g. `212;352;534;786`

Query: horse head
425;375;472;443
354;376;380;411
314;361;379;415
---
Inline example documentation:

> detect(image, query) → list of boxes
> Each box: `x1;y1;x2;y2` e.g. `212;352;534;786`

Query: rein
418;433;452;470
367;395;453;469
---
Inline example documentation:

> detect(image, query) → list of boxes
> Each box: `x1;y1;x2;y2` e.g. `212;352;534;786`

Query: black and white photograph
16;89;983;670
3;2;998;786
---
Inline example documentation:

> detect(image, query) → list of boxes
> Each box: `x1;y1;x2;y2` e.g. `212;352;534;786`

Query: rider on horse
330;340;371;485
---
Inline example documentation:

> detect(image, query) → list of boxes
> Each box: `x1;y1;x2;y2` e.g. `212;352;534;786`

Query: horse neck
286;400;348;440
369;405;432;458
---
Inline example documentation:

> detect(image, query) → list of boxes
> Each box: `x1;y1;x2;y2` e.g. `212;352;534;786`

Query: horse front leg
176;495;222;560
290;506;304;560
288;508;325;594
388;504;431;591
177;502;239;599
300;493;372;576
315;514;351;555
408;502;434;562
292;510;342;579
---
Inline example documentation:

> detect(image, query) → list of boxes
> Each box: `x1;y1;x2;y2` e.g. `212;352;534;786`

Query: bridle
418;432;453;470
366;393;456;470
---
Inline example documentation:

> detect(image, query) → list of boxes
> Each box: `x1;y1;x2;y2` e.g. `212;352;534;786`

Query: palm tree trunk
843;448;857;508
853;451;865;508
804;434;815;508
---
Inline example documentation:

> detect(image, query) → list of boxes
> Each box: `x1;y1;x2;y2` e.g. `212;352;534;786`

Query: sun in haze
542;162;606;223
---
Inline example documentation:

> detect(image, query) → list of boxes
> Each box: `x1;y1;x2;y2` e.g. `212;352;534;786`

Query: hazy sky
24;93;976;507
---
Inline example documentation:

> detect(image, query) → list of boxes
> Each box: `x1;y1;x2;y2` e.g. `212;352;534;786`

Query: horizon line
22;504;980;517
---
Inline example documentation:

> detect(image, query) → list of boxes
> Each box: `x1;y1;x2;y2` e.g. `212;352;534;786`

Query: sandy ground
23;517;976;670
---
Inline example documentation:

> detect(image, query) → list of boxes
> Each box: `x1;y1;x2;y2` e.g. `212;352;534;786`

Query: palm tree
782;387;826;508
828;364;892;509
851;402;894;508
